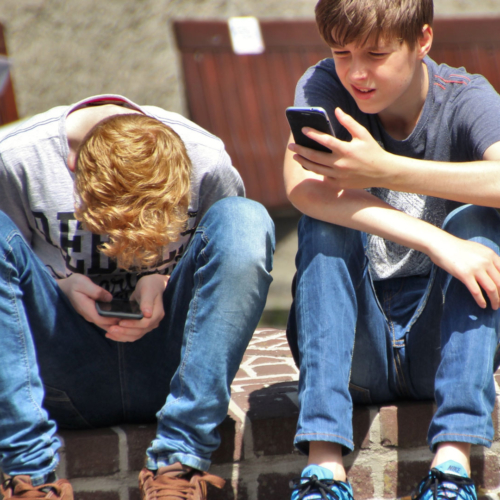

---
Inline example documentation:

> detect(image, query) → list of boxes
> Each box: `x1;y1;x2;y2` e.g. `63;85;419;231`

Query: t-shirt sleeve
451;76;500;160
0;151;33;244
196;147;245;224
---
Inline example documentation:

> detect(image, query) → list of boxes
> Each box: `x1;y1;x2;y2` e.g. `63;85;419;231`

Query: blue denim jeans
287;205;500;455
0;197;274;484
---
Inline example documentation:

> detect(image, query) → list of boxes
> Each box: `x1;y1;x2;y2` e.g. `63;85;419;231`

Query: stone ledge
16;329;500;499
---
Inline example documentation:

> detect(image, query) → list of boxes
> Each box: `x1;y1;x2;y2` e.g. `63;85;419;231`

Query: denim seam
117;343;128;422
177;229;208;399
393;349;411;397
384;288;405;396
385;281;413;398
431;432;493;445
405;266;437;334
478;339;495;440
5;235;46;426
366;266;388;322
3;231;60;478
150;230;206;461
295;432;354;449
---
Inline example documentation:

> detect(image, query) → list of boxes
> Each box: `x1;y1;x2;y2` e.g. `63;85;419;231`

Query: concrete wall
2;0;500;119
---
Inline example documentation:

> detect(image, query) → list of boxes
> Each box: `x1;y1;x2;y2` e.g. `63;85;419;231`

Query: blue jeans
0;197;274;484
287;205;500;455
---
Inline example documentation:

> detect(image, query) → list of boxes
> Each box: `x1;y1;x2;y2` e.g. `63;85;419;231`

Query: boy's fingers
301;128;340;153
94;288;113;302
334;107;369;139
106;325;147;342
463;276;487;309
131;290;154;318
479;273;500;310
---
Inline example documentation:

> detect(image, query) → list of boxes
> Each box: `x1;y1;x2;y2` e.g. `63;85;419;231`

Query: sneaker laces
141;466;225;500
1;475;65;499
290;474;353;500
411;468;475;500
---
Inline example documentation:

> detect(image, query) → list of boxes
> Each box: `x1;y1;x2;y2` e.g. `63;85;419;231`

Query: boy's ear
417;24;433;60
67;152;77;172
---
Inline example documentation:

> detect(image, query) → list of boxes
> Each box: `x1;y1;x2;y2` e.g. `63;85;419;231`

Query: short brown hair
315;0;433;48
74;113;191;271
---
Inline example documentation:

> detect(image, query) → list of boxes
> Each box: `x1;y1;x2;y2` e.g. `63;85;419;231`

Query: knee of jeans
204;197;275;269
443;205;500;244
298;215;363;258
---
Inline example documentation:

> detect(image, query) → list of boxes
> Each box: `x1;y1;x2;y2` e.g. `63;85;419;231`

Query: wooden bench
0;23;18;126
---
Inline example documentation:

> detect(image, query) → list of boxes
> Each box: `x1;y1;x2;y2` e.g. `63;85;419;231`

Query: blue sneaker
411;460;476;500
290;464;354;500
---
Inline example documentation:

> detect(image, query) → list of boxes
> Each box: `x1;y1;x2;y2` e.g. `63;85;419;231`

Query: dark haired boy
285;1;500;499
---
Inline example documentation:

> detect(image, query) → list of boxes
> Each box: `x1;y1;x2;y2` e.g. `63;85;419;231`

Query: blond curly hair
74;113;191;271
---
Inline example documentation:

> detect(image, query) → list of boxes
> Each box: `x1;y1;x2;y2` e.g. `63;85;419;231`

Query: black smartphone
286;106;335;153
95;299;144;320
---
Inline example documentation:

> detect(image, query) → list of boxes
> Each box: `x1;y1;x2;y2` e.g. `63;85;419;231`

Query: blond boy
0;95;274;500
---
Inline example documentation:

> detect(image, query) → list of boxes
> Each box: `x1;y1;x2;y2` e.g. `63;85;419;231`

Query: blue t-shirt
295;56;500;279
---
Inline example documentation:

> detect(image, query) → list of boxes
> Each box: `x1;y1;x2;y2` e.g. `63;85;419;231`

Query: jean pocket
349;382;372;405
42;385;94;430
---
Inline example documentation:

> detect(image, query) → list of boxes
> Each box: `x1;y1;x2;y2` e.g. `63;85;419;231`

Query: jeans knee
202;197;275;271
298;215;364;259
443;205;500;245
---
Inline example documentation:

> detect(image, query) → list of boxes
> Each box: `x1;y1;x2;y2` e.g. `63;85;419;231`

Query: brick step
27;329;500;499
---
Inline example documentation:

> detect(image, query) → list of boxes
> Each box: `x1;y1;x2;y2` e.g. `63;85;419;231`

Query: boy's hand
288;108;390;189
104;274;169;342
57;274;119;330
428;234;500;310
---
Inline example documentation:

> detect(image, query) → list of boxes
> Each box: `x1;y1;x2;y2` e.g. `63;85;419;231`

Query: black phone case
286;107;335;153
95;299;144;320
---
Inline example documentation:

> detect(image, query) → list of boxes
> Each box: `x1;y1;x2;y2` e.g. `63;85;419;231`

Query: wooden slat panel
174;17;500;209
174;20;328;50
174;20;330;208
432;17;500;44
0;23;18;126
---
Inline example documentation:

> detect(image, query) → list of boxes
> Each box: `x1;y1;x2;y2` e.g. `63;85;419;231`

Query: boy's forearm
382;152;500;208
296;112;500;208
287;174;447;259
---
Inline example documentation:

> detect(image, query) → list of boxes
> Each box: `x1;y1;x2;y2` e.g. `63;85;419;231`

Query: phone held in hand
285;106;335;153
96;299;144;320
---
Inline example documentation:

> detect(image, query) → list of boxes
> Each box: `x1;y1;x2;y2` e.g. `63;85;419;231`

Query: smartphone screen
96;299;144;320
286;106;335;153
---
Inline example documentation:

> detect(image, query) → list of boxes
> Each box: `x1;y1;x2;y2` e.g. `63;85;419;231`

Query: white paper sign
228;16;265;55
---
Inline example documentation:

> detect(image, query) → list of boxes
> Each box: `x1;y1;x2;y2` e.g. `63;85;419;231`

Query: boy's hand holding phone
95;299;144;320
287;107;390;189
103;274;169;343
57;274;120;330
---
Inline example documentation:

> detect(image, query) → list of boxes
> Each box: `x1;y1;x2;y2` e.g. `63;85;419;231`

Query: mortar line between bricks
228;398;255;459
111;426;130;500
367;408;387;499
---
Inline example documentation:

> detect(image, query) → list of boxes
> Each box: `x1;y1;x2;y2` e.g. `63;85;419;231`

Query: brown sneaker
139;463;225;500
0;474;73;500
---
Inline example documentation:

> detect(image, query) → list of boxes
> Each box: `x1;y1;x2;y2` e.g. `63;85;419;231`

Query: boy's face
331;33;428;117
